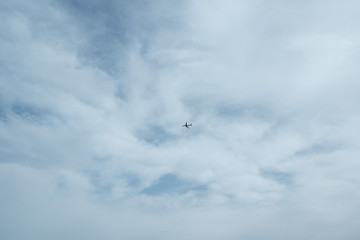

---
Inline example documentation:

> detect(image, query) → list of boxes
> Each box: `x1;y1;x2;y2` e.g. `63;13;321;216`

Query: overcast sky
1;0;360;239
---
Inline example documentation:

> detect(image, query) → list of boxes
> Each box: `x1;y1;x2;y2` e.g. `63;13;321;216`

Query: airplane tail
189;124;192;126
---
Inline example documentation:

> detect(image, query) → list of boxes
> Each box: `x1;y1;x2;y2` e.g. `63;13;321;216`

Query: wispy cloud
1;0;360;239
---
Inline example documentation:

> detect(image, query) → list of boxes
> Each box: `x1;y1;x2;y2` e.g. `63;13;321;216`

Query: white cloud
1;0;360;239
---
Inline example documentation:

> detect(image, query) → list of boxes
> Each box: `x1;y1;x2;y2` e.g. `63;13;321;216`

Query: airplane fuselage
183;122;192;129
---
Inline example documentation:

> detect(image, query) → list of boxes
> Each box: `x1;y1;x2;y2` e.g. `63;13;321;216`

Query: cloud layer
1;0;360;239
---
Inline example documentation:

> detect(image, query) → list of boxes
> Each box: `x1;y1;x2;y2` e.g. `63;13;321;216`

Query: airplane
183;121;192;129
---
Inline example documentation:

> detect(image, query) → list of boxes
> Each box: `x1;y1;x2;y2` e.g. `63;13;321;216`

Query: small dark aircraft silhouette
183;121;192;129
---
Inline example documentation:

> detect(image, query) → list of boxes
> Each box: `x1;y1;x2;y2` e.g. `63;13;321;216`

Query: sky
1;0;360;239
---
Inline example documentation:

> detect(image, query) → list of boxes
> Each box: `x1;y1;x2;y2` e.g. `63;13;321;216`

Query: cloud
141;173;207;196
1;0;360;239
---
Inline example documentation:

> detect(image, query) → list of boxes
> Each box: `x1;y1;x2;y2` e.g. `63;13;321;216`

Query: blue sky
1;0;360;239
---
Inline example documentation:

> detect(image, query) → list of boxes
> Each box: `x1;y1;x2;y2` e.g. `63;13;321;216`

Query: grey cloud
55;0;187;75
56;0;133;73
1;0;360;239
261;169;293;186
136;124;176;145
295;142;343;156
11;103;53;124
142;173;207;196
